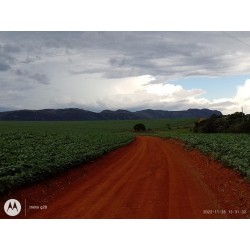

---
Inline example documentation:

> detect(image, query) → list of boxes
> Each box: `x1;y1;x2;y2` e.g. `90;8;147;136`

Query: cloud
21;56;40;64
0;44;17;68
14;69;30;76
0;32;250;113
234;80;250;102
13;69;50;85
2;44;20;53
75;77;249;114
29;73;50;85
0;62;10;71
184;80;250;114
233;80;250;113
3;31;250;79
49;75;208;112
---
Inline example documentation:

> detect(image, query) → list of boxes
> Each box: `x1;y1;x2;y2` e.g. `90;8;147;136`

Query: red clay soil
0;136;250;219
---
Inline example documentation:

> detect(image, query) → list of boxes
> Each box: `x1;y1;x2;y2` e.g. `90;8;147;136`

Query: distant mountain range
0;108;222;121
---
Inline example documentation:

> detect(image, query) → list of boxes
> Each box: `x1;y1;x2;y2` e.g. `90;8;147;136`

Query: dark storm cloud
2;31;250;79
63;31;250;79
102;32;246;78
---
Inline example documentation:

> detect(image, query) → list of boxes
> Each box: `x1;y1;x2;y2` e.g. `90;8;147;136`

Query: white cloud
146;83;183;96
234;80;250;102
65;76;208;111
233;80;250;113
1;65;250;114
191;80;250;114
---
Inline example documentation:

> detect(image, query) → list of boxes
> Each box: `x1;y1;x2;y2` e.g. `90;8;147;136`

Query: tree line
194;112;250;133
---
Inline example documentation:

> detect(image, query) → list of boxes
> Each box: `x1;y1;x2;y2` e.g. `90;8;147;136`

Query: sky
0;31;250;114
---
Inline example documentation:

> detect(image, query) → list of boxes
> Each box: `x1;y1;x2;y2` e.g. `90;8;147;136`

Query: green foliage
227;112;245;120
134;123;146;132
194;112;250;133
0;121;134;194
158;132;250;179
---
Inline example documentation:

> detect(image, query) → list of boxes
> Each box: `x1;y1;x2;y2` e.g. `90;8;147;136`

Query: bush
134;123;146;132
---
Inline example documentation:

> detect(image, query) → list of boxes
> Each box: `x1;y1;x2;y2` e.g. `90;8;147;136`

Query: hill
0;108;222;121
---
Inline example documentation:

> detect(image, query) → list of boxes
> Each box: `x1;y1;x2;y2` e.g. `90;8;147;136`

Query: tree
227;112;245;120
194;112;249;133
134;123;146;132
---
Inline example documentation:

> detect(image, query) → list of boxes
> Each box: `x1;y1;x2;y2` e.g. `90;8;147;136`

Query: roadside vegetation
157;112;250;179
157;132;250;179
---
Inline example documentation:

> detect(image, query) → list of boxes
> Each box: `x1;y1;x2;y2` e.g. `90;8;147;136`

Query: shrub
134;123;146;132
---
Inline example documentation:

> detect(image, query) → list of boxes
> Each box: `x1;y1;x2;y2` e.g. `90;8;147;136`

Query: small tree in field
134;123;146;132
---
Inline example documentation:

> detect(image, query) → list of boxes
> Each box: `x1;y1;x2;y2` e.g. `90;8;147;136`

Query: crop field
0;119;194;193
0;121;132;193
157;132;250;179
1;118;249;194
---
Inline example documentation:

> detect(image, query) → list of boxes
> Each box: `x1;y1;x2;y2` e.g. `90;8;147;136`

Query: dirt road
1;136;250;218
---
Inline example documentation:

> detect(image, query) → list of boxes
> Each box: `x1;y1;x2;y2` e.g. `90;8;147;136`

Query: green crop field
157;132;250;179
1;118;249;194
0;121;133;194
0;119;194;193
